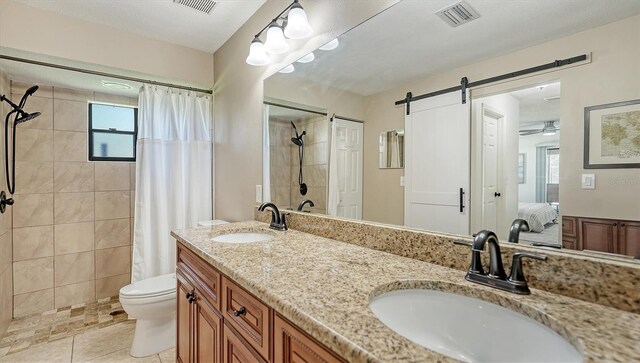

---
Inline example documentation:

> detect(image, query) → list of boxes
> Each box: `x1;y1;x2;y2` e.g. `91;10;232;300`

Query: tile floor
0;297;175;362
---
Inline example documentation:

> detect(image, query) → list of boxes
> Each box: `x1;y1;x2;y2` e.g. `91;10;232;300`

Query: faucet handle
508;252;547;284
280;212;290;231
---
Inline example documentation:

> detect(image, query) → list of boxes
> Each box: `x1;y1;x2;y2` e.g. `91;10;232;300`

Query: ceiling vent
436;1;480;27
173;0;216;14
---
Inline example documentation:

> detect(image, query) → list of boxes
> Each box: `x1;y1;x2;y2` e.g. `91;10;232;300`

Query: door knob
494;192;501;197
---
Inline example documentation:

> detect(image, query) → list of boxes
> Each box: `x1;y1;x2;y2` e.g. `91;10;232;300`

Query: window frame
88;102;138;162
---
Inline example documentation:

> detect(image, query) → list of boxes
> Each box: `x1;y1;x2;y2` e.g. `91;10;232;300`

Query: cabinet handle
232;306;247;317
186;291;196;304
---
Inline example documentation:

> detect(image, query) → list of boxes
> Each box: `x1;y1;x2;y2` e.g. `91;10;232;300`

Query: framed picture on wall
518;153;526;184
584;99;640;169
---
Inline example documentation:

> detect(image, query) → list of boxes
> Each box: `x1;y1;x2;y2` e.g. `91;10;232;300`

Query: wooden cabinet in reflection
562;216;640;257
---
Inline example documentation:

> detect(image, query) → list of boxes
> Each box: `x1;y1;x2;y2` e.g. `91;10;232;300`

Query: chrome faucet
454;230;547;294
297;199;315;212
508;219;530;243
258;202;289;231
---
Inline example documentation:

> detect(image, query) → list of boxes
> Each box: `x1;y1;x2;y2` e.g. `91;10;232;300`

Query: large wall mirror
263;0;640;262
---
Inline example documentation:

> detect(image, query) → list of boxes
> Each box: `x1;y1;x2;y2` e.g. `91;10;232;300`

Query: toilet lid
120;273;176;298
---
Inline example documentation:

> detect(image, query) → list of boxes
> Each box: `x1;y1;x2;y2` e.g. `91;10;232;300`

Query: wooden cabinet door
223;324;265;363
194;293;222;363
274;314;343;363
177;271;195;363
579;218;617;253
618;220;640;257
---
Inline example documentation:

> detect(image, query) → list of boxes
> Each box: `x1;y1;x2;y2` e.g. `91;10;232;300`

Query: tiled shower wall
269;119;292;209
269;116;328;213
10;81;137;318
290;116;328;214
0;73;14;335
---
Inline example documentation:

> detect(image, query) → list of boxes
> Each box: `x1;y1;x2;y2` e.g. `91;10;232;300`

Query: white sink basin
369;289;581;363
211;232;273;244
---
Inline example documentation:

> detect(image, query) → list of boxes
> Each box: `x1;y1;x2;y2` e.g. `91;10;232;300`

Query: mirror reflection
379;129;404;169
263;0;640;260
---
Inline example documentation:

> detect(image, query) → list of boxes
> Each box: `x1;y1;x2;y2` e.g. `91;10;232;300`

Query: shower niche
265;100;329;214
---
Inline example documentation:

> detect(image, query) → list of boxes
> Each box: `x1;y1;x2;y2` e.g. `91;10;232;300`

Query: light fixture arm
253;0;300;40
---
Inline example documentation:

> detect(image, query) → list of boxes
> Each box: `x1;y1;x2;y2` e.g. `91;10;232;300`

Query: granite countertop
171;221;640;363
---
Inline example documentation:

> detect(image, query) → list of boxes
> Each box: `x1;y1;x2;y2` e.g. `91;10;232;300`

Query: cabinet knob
232;306;247;317
621;223;625;227
613;223;618;227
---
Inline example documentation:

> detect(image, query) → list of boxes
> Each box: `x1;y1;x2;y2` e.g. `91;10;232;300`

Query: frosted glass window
88;102;137;161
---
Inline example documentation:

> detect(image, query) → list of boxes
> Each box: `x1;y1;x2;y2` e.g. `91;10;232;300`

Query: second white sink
212;232;273;244
369;289;581;363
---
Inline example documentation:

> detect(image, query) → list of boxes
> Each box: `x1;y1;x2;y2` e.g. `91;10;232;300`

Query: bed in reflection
518;203;558;232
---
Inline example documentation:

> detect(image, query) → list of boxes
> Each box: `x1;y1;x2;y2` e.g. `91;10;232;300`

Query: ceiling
278;0;640;96
11;0;266;53
510;82;561;128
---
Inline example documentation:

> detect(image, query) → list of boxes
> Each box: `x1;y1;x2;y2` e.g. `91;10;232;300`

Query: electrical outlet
581;174;595;189
400;176;405;187
255;185;263;203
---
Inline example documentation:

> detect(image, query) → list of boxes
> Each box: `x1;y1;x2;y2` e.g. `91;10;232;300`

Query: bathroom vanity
172;220;640;363
175;237;343;363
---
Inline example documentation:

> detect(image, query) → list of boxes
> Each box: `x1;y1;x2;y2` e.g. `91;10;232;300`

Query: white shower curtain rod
0;54;213;94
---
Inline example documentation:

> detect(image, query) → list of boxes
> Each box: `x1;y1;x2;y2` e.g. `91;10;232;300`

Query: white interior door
481;107;503;232
335;119;363;219
404;91;470;235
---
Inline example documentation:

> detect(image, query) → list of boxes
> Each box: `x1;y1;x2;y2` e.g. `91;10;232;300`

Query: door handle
459;188;465;213
494;192;501;197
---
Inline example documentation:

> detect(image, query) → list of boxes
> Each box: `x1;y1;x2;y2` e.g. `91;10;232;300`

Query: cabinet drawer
222;277;270;360
562;216;577;238
177;243;222;311
274;314;344;363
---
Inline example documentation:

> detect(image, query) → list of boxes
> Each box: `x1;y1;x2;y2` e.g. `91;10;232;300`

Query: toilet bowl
119;273;177;357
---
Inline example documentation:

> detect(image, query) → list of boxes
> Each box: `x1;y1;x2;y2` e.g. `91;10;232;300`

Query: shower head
291;136;303;146
15;111;41;124
290;121;305;146
18;85;39;108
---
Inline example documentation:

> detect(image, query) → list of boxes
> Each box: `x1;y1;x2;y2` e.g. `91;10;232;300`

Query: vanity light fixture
279;64;295;74
296;52;315;63
245;0;313;66
319;38;339;51
246;36;271;66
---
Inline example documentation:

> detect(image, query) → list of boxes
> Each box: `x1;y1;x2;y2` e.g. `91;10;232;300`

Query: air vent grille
173;0;216;14
436;1;480;27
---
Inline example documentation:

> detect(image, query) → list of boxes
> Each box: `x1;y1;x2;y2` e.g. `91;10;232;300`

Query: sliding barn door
404;91;470;235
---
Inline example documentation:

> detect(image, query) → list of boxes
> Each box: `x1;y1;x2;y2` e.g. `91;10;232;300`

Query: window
88;103;137;161
546;148;560;184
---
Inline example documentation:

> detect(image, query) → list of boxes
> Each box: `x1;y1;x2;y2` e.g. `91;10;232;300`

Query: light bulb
279;64;295;74
264;22;289;54
319;38;339;51
245;37;270;66
296;52;315;63
284;3;313;39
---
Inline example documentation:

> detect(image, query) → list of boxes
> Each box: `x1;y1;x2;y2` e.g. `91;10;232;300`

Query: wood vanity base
176;242;345;363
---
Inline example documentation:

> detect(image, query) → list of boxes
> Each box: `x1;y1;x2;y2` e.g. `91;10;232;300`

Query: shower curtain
327;120;339;216
262;104;271;202
132;85;212;282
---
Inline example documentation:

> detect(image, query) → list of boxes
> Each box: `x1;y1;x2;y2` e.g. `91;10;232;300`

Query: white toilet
120;220;227;357
119;273;177;357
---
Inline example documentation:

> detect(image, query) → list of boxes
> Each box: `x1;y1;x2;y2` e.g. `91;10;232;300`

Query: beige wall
214;0;398;222
363;15;640;226
10;81;136;317
0;0;213;88
0;72;13;335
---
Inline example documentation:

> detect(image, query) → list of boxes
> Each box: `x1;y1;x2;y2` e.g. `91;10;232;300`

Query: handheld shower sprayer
290;121;307;195
0;85;41;213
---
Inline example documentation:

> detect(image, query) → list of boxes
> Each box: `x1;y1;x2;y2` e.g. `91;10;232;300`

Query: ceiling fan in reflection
519;121;560;136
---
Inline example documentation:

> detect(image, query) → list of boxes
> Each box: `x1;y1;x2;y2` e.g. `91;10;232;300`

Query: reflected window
546;148;560;184
88;102;137;161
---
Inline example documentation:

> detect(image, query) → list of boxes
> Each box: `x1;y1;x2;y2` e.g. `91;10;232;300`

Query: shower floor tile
0;296;128;356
